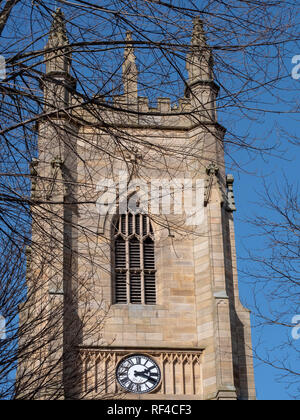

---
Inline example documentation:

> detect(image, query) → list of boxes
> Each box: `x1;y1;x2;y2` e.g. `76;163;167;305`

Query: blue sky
234;158;299;400
231;74;300;400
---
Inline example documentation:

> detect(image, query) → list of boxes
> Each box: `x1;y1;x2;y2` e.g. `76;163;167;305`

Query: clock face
116;354;161;394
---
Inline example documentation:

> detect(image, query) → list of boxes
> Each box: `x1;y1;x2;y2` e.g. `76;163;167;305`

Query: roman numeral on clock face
120;377;129;385
128;383;135;392
147;377;157;385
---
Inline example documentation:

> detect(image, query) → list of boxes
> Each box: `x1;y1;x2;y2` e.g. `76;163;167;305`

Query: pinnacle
124;31;136;64
48;7;69;47
192;17;207;47
54;7;63;16
126;31;133;42
51;7;65;28
123;31;138;98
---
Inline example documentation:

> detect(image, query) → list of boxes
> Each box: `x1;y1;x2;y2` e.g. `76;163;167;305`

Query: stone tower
20;10;256;400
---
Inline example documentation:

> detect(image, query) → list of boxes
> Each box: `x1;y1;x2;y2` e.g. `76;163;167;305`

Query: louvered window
113;212;156;305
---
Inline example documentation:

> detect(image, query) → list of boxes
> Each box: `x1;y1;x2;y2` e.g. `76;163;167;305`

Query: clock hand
134;371;156;383
141;368;158;377
134;371;148;378
142;366;157;373
134;369;154;377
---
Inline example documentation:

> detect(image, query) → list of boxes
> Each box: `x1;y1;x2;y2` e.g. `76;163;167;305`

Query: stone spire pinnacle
124;31;137;67
191;17;207;48
45;8;71;74
48;8;69;49
185;17;219;121
123;31;138;101
186;17;214;86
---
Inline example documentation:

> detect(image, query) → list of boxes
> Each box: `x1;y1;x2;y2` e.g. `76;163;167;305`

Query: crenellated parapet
71;91;225;132
71;96;224;132
114;96;192;114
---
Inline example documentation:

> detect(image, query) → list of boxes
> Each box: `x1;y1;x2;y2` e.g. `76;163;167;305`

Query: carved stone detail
204;162;219;206
46;156;64;201
78;348;203;397
29;158;39;198
226;174;236;212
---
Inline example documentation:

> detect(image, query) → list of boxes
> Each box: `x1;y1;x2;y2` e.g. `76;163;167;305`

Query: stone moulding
78;347;204;398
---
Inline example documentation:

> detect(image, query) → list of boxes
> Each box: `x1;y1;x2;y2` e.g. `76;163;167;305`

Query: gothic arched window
113;212;156;305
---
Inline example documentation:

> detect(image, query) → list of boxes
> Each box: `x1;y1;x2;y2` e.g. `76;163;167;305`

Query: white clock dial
116;354;161;394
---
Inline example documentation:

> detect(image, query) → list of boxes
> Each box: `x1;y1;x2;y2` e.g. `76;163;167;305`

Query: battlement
113;95;192;114
70;91;222;130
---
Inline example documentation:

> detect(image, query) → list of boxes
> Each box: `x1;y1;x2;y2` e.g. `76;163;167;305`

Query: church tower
20;10;256;400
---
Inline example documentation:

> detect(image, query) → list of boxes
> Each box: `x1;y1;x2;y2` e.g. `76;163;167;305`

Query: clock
116;354;161;394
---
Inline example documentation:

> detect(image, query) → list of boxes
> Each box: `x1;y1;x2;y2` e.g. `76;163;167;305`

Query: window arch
113;211;156;305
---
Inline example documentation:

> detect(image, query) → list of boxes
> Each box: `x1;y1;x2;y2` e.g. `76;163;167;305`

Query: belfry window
113;212;156;305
